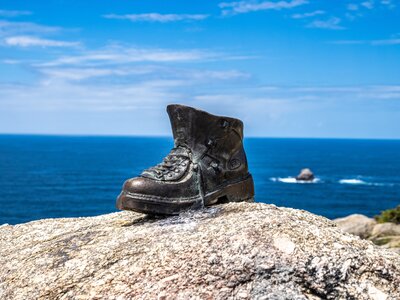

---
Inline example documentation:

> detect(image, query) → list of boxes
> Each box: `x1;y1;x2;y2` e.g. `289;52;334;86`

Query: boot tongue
167;105;192;148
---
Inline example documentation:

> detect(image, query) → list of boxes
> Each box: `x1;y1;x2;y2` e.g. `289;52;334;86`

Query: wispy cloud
0;10;32;17
219;0;308;16
0;20;61;36
103;13;209;23
38;66;250;82
189;70;249;80
372;38;400;45
381;0;396;8
346;0;395;19
361;0;374;9
39;66;161;81
0;80;182;112
307;17;344;30
331;38;400;45
38;46;216;67
1;59;22;64
264;85;400;100
4;36;80;48
291;10;325;19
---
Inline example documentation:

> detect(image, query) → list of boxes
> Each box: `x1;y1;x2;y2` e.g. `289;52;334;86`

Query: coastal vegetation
375;205;400;224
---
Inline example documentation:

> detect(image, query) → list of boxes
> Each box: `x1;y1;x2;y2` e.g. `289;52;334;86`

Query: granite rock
371;222;400;238
335;214;400;254
296;168;315;181
1;203;399;299
334;214;377;239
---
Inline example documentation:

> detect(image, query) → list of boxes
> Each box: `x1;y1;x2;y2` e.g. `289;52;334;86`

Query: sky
0;0;399;138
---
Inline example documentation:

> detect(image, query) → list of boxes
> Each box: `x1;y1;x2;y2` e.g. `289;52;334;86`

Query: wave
338;178;392;186
270;177;321;184
270;177;395;186
339;179;367;185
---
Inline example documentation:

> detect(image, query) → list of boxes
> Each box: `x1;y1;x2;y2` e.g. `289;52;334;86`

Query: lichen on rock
1;203;399;299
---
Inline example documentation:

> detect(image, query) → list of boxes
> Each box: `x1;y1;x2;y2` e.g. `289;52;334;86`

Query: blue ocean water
1;135;400;224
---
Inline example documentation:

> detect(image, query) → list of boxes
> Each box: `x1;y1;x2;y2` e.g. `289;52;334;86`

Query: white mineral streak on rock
273;236;296;255
368;284;388;300
0;203;399;299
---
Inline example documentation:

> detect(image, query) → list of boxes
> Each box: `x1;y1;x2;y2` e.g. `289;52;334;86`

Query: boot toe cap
122;177;148;194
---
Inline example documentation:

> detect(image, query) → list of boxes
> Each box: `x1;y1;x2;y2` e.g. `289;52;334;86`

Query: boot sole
116;174;254;215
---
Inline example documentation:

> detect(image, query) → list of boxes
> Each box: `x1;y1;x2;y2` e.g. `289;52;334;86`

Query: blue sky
0;0;399;138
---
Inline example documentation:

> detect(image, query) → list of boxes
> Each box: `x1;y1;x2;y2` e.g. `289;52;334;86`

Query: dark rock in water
296;168;315;181
1;202;400;299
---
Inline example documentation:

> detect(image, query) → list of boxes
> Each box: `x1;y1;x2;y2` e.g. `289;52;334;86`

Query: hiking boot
116;104;254;215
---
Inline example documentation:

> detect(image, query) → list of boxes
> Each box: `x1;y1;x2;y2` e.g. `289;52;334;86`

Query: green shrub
374;205;400;224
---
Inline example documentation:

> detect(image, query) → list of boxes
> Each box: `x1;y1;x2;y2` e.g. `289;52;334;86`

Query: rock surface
334;214;377;239
1;203;400;299
296;168;315;181
371;222;400;238
335;214;400;254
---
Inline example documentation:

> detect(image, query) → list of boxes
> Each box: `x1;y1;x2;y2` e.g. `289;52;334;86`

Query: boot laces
142;146;190;179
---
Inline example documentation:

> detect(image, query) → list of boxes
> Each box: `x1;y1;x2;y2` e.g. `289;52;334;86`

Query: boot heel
205;174;255;205
224;175;255;203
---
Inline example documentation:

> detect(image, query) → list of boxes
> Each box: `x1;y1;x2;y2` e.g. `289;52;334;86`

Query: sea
1;135;400;225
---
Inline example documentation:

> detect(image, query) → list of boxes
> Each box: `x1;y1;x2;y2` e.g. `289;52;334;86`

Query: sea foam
270;177;321;184
339;179;367;185
338;178;391;186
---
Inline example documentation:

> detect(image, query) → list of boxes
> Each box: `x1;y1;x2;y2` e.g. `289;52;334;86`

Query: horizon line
1;132;400;141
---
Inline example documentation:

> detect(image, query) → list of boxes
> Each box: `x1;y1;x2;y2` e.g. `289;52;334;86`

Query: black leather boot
116;104;254;215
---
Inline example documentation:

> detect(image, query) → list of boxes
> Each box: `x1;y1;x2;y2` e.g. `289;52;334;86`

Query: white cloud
36;46;221;67
330;38;400;45
1;81;399;137
39;67;157;81
219;0;308;15
0;10;32;17
361;0;374;9
189;70;250;80
307;17;344;30
264;85;400;101
291;10;325;19
0;20;60;36
371;38;400;45
381;0;395;7
41;67;248;83
0;80;182;112
4;36;80;48
1;59;22;64
103;13;209;23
